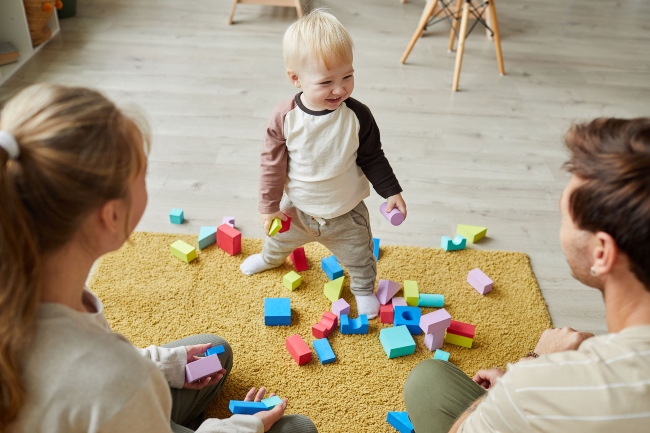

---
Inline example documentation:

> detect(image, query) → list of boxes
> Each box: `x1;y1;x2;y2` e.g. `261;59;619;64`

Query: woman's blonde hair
283;8;354;71
0;83;149;427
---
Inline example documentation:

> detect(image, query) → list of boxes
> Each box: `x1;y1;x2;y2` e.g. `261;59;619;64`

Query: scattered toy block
279;215;292;233
379;326;416;359
269;218;282;236
403;280;419;306
222;216;235;228
445;333;473;348
467;268;493;295
377;279;401;305
198;226;217;250
441;235;466;251
419;308;452;335
169;208;184;224
380;202;405;226
205;345;225;357
217;224;241;256
424;332;445;351
313;338;336;364
448;320;476;339
264;298;291;326
392;297;407;307
373;237;380;261
456;224;487;243
229;401;268;415
289;246;308;272
394;306;422;335
185;353;222;383
331;298;350;318
312;311;338;339
321;256;344;280
433;349;450;362
324;277;345;302
418;293;444;308
170;240;197;263
283;271;302;291
340;314;369;334
285;334;312;365
387;411;415;433
380;303;394;324
261;396;283;410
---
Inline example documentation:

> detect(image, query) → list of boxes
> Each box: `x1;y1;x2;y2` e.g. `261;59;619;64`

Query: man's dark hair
564;117;650;288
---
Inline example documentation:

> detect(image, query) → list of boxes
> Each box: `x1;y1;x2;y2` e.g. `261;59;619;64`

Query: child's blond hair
283;8;354;71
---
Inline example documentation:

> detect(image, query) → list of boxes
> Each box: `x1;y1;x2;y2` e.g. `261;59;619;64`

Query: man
404;118;650;433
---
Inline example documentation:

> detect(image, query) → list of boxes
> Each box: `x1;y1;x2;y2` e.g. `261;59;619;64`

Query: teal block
373;237;380;261
418;294;444;308
198;226;217;249
313;338;336;364
441;235;466;251
169;208;184;224
261;395;283;409
433;349;450;362
379;325;416;358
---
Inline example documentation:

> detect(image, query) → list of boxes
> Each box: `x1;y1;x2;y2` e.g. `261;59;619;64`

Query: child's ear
286;70;301;88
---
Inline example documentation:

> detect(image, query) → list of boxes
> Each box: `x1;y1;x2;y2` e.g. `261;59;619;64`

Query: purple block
185;354;223;383
222;216;235;228
420;308;452;334
331;298;350;318
468;268;493;295
392;297;407;307
379;202;405;226
377;279;401;305
424;332;445;351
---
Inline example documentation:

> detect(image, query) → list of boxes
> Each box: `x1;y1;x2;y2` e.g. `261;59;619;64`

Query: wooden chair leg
488;0;505;75
484;4;494;40
228;0;239;25
452;0;470;91
400;0;440;64
447;0;463;52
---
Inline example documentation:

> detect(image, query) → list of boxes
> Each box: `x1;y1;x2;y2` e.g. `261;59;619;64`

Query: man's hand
245;387;287;432
473;368;505;390
261;212;287;235
386;193;407;218
183;344;225;390
534;327;595;355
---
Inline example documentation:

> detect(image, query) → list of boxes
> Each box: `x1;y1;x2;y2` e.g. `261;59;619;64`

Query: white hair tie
0;131;20;160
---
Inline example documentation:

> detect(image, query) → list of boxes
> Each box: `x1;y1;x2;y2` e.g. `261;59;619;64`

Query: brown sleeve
258;97;296;214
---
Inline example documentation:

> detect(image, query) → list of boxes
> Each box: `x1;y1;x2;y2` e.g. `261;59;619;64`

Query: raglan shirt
460;325;650;433
259;93;402;219
11;289;263;433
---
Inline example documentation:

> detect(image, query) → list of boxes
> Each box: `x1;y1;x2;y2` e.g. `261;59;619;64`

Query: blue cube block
229;400;268;415
205;345;225;357
379;325;416;358
198;226;217;249
387;411;415;433
433;349;450;362
394;306;422;335
313;338;336;364
340;314;369;334
373;237;380;261
169;208;184;224
264;298;291;326
321;256;344;280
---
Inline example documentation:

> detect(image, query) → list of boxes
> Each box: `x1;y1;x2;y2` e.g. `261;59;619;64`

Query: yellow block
404;280;419;306
283;271;301;291
269;218;282;236
456;224;487;243
324;277;344;302
445;333;473;348
170;240;197;263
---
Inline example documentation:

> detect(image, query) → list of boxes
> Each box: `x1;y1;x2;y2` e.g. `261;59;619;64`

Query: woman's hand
386;193;407;218
473;368;505;390
245;387;288;432
261;212;287;235
183;344;225;390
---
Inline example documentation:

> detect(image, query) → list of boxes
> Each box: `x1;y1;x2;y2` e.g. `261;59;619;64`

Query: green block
404;280;419;306
170;240;197;263
379;325;416;358
283;271;301;291
456;224;487;243
445;333;473;348
269;218;282;236
324;277;344;302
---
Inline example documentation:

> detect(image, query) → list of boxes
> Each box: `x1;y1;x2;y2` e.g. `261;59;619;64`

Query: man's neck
602;272;650;333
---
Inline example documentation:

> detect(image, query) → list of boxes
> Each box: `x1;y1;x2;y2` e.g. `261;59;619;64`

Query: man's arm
448;396;485;433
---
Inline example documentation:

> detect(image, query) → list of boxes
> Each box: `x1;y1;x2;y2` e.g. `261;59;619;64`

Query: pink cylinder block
379;202;405;226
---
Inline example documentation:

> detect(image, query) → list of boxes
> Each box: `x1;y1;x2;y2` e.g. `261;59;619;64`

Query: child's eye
319;81;331;85
344;75;353;79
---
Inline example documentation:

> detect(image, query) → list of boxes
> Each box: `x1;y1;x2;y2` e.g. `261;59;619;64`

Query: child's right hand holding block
380;193;407;226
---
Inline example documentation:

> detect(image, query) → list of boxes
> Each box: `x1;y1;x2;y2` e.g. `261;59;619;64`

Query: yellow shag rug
88;232;552;433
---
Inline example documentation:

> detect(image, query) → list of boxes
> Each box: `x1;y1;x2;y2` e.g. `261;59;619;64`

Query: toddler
240;9;406;319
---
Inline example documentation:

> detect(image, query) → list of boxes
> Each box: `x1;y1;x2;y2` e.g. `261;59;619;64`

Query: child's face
288;59;354;112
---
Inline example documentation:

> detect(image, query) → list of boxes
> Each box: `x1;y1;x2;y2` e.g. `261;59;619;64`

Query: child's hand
245;387;288;432
261;212;287;235
386;194;407;218
183;343;225;390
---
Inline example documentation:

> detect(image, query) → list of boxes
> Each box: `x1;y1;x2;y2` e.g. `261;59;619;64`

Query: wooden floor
2;0;649;335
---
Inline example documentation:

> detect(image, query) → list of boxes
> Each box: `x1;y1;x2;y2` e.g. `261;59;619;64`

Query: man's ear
592;231;618;276
286;70;301;88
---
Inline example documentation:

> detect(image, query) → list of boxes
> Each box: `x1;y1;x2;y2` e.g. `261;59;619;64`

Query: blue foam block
418;293;445;308
229;400;268;415
394;306;422;335
205;345;225;357
313;338;336;364
340;314;369;334
169;208;184;224
433;349;450;362
264;298;291;326
321;256;344;280
387;412;415;433
373;237;380;261
441;235;466;251
198;226;217;249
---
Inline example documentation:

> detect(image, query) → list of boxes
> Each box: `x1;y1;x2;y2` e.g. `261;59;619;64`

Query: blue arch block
340;314;368;334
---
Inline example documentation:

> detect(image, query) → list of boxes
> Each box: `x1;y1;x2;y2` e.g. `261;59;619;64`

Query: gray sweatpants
262;197;377;296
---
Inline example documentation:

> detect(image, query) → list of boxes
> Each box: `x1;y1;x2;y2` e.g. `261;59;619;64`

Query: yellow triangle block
324;277;345;302
269;218;282;236
170;240;197;263
456;224;487;243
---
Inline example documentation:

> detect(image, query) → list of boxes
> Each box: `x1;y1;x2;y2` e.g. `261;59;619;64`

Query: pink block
420;308;452;334
467;268;493;295
376;279;401;305
331;298;350;318
185;354;223;383
222;216;235;228
424;332;445;351
391;297;407;307
380;202;405;226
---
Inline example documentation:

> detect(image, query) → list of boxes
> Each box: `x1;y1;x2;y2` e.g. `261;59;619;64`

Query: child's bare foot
240;254;276;275
354;294;380;319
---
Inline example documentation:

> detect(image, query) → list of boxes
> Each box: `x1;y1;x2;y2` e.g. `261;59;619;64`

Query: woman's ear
98;199;124;234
